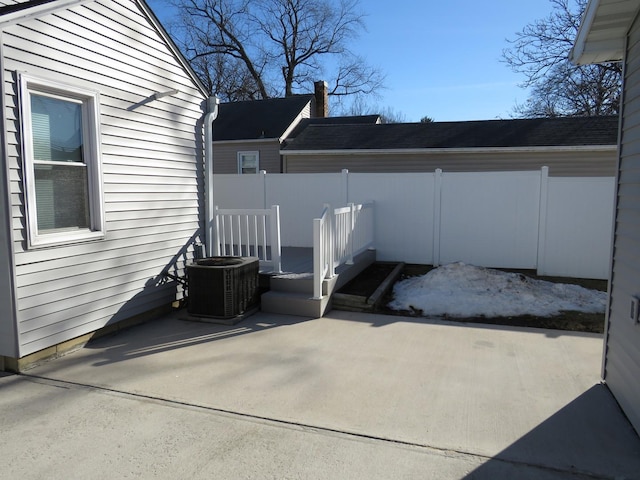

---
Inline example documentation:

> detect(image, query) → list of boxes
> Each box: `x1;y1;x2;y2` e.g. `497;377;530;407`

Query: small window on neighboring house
238;151;259;174
19;73;104;248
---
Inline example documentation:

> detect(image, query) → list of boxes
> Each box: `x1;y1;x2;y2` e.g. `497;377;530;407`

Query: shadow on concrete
463;384;640;479
83;310;312;368
329;309;603;340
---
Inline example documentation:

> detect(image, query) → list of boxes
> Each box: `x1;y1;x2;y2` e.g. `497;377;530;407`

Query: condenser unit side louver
187;256;259;318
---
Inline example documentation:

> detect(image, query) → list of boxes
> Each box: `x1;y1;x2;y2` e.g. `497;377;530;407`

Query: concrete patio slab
5;309;640;479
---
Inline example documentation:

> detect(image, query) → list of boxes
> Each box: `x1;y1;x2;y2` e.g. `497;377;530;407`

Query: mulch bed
337;262;607;333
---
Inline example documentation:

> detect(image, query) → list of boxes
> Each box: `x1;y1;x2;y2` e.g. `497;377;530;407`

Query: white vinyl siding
2;0;206;356
605;11;640;433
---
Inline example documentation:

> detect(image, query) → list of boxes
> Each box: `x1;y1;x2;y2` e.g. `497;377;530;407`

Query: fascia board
0;0;93;29
571;0;603;64
215;138;280;145
279;101;312;142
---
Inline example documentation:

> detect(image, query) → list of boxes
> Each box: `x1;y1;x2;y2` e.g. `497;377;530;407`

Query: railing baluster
212;205;282;272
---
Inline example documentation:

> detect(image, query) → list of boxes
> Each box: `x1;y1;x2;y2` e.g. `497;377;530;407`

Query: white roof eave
571;0;640;65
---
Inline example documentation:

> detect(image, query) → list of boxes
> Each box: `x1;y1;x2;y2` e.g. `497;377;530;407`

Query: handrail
214;205;282;273
313;204;333;299
333;201;375;267
313;201;375;299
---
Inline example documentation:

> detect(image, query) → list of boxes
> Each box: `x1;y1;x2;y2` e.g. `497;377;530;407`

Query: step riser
269;276;314;294
260;292;330;317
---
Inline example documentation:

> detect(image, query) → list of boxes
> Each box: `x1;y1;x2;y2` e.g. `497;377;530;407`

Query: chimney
314;80;329;117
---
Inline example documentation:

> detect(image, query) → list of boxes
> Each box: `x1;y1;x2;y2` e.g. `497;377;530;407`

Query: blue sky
147;0;557;122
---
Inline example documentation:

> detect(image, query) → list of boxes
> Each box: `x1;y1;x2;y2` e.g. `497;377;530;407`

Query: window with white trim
19;73;104;248
238;151;259;174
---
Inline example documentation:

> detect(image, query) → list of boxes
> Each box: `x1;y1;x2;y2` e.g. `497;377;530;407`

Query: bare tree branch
170;0;384;103
503;0;621;117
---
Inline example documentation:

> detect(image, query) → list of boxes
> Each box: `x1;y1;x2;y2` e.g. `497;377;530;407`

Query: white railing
313;204;334;299
333;202;375;266
214;205;282;273
313;201;375;299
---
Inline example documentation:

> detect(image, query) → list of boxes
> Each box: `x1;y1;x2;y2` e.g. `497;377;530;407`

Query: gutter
204;95;220;258
280;145;617;156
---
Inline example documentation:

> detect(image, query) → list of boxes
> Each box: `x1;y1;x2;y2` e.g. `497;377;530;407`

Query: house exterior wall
282;148;616;177
1;0;206;357
0;94;17;357
604;11;640;433
213;139;282;173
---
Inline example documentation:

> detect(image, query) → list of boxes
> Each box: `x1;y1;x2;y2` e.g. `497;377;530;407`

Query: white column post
270;205;282;273
347;203;355;265
313;217;323;299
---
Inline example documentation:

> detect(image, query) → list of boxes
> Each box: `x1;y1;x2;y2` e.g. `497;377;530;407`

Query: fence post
342;169;349;205
536;166;550;276
432;169;442;266
270;205;282;273
260;170;267;209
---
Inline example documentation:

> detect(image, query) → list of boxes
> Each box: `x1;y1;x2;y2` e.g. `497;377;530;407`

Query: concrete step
260;249;377;318
268;273;314;294
260;290;331;318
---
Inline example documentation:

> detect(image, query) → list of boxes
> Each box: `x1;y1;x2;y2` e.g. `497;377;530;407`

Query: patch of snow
273;272;313;280
387;262;607;318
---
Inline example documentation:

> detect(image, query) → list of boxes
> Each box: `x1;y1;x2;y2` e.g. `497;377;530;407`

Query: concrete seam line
19;374;614;480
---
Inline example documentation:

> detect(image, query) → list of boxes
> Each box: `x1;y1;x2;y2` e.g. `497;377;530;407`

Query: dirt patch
337;263;606;333
338;262;401;297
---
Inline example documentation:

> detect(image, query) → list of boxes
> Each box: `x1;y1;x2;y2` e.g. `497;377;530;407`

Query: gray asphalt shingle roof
286;114;381;140
213;95;313;141
282;116;619;150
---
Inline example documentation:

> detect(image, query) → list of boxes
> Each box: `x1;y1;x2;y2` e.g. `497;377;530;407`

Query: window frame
19;73;105;248
237;151;259;174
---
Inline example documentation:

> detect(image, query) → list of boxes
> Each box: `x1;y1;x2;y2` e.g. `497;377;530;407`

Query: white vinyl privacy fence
212;169;615;279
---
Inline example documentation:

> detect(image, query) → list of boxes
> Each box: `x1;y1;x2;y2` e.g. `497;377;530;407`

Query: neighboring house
0;0;210;370
212;81;326;174
572;0;640;434
212;79;380;174
281;116;618;176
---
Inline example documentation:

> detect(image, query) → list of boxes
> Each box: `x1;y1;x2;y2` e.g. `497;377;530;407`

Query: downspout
204;95;220;258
